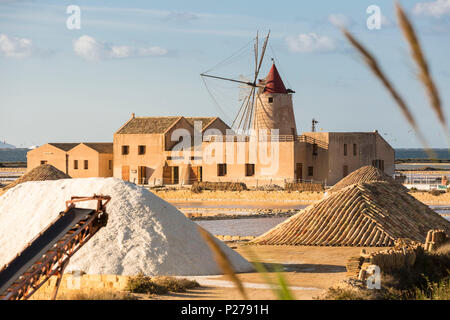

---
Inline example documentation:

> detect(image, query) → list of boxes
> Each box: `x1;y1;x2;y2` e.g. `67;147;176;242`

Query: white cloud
413;0;450;18
328;14;353;27
73;35;168;61
286;33;337;53
164;11;200;22
0;33;32;58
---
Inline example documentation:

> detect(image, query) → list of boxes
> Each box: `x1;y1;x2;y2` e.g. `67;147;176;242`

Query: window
353;144;357;156
84;160;88;170
74;160;78;170
372;159;385;171
40;160;47;165
308;166;314;177
217;163;227;176
108;160;112;170
122;145;129;155
344;144;348;156
245;163;255;176
343;165;349;178
138;145;146;155
268;97;273;103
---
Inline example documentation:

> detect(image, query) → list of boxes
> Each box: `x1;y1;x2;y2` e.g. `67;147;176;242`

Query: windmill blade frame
200;31;271;135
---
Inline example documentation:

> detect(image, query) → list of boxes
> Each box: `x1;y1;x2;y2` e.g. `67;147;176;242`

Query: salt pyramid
0;178;252;276
328;165;406;193
2;164;71;191
252;180;450;247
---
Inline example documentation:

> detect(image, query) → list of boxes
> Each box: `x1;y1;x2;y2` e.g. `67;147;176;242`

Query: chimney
131;113;135;119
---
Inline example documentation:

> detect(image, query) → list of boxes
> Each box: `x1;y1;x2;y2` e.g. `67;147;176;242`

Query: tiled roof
263;63;287;94
116;117;181;134
48;143;79;151
83;143;113;154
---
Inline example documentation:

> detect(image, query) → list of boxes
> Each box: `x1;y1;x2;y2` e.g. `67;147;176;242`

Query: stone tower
253;64;297;136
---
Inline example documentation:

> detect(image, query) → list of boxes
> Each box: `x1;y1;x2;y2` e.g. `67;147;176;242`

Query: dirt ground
152;189;324;203
153;189;450;206
410;191;450;205
153;244;381;300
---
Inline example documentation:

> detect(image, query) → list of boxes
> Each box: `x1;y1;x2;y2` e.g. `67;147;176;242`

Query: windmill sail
201;31;271;134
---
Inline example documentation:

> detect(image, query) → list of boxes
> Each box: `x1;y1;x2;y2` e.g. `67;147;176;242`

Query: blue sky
0;0;449;148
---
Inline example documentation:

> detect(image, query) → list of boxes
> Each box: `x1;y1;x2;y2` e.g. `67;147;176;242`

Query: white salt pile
0;178;253;276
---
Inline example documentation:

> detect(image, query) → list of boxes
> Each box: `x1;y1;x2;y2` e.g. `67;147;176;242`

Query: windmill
201;31;271;134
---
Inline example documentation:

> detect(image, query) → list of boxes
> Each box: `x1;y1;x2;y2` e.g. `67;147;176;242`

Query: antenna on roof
312;118;319;132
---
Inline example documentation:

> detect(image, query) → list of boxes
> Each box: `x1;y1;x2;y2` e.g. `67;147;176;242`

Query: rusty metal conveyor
0;195;110;300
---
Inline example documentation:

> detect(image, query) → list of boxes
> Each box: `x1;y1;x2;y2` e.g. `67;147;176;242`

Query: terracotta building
67;143;113;178
27;142;113;178
113;115;230;184
112;65;394;186
28;63;394;186
27;143;78;174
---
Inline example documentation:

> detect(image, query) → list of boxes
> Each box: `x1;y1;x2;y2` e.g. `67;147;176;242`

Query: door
122;165;130;181
163;166;179;184
192;166;203;182
138;166;147;184
163;166;171;185
172;166;179;184
295;163;303;182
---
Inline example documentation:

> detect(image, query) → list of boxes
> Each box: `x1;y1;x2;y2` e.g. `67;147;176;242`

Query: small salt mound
328;165;406;193
2;164;71;191
0;178;253;276
252;181;450;247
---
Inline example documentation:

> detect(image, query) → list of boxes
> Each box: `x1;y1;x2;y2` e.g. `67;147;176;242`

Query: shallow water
396;164;450;170
196;217;287;236
173;200;308;210
195;207;450;237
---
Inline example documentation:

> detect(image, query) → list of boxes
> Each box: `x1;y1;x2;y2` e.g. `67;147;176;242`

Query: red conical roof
263;64;287;94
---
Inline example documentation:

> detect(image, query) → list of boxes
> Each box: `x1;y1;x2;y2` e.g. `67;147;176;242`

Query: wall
98;153;114;178
31;274;130;299
113;133;165;183
67;144;113;178
199;139;296;185
254;93;297;135
376;133;395;176
67;144;100;178
27;144;68;174
324;132;395;185
295;133;330;183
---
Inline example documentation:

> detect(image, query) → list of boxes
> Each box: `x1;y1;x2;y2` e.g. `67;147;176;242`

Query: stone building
27;143;78;175
112;64;394;186
27;142;113;178
67;143;113;178
28;63;394;186
113;115;230;184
